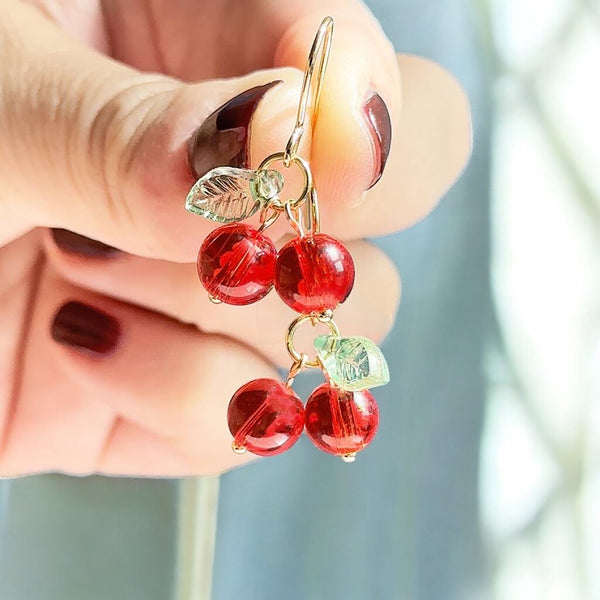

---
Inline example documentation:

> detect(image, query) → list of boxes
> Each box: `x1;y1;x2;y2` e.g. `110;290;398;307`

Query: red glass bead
275;234;355;314
304;383;379;457
197;223;276;305
227;378;305;456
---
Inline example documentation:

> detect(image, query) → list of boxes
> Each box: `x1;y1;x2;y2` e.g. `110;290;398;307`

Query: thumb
0;1;303;260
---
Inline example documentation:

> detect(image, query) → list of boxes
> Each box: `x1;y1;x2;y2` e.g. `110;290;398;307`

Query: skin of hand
0;0;471;477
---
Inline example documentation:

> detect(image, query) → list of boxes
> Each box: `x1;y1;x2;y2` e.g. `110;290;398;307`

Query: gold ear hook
283;16;334;167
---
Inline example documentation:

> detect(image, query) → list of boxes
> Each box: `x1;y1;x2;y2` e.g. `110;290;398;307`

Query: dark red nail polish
51;229;121;258
51;301;120;355
188;81;281;179
363;92;392;189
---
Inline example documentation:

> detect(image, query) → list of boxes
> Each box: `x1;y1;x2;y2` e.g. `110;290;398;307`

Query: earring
185;17;390;462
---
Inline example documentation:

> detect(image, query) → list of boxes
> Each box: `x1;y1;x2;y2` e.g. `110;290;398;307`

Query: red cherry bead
275;234;355;314
304;383;379;458
227;378;305;456
198;223;276;305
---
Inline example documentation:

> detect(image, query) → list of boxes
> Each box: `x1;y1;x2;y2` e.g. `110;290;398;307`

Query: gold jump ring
256;152;312;210
286;314;340;368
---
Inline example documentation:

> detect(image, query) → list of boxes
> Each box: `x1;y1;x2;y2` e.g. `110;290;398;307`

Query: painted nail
51;229;121;258
51;301;121;355
188;81;281;179
363;92;392;189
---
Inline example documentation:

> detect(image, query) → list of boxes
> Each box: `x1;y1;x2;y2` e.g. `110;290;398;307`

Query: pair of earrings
185;17;390;462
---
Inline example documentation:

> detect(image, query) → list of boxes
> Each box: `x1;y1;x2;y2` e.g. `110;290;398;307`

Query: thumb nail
188;81;282;180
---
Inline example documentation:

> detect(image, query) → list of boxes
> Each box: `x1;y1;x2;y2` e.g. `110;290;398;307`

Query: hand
0;0;471;476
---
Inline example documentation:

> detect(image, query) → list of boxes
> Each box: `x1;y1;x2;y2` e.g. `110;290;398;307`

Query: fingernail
363;92;392;189
51;229;121;258
51;301;120;355
188;81;282;179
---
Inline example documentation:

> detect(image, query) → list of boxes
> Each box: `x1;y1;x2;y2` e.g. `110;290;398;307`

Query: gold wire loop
256;152;312;210
284;128;304;167
284;186;320;237
285;201;305;237
286;314;340;368
307;187;320;234
258;204;279;232
312;309;333;324
285;353;309;388
283;16;334;166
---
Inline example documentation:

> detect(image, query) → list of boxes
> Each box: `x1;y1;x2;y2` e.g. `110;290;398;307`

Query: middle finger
44;229;400;367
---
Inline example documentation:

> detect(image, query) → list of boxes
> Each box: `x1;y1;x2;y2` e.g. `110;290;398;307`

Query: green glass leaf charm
185;167;283;223
314;335;390;391
249;169;284;204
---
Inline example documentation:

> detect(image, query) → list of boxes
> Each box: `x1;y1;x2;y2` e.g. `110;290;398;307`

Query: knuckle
85;74;181;227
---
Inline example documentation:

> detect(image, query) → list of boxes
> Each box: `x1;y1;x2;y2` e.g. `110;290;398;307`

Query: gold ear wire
283;16;334;167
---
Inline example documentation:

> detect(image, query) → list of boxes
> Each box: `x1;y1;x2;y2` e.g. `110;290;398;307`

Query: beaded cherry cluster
185;18;390;462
